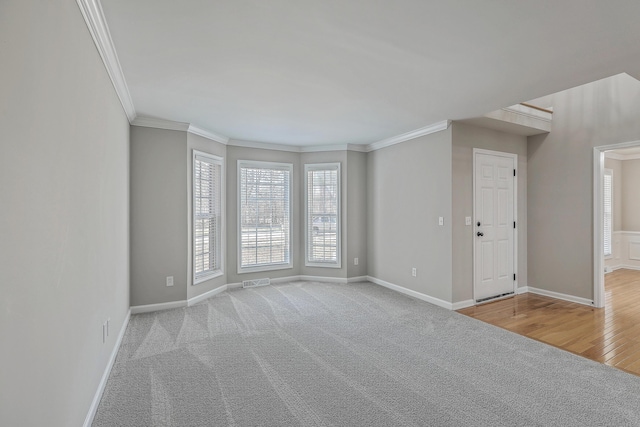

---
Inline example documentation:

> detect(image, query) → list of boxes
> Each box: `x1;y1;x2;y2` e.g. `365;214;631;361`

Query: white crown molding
187;125;229;144
76;0;136;122
227;139;302;152
131;116;190;131
605;151;640;161
366;120;451;152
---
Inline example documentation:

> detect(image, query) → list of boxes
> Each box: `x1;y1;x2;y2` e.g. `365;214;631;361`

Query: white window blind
305;163;340;267
604;168;613;257
193;151;222;282
238;161;292;272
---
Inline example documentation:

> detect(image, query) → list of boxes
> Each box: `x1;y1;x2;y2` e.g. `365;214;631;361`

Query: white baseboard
451;299;475;310
131;275;374;314
366;275;454;310
298;275;347;284
187;285;227;306
516;286;529;295
130;300;187;314
527;286;594;306
84;309;131;427
615;265;640;271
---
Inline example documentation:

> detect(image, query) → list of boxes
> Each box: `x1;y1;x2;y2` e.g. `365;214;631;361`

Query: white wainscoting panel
606;231;640;272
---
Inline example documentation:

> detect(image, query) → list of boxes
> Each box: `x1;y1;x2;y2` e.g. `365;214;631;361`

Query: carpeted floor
93;281;640;426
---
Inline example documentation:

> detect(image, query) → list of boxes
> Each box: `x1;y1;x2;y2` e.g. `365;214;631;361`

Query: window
193;151;223;283
305;163;340;267
604;168;613;258
238;161;292;273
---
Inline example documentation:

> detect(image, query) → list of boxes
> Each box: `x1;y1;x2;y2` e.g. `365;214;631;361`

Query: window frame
603;168;613;259
237;160;293;274
304;163;341;268
192;150;224;285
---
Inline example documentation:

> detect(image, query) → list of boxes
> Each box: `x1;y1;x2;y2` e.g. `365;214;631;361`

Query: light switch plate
465;216;472;226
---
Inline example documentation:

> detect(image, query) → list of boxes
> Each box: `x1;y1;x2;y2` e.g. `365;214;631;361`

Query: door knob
477;232;484;237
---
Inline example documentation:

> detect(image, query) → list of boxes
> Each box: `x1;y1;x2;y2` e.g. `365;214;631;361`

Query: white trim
366;120;451;152
304;163;341;268
187;285;227;306
500;105;552;123
237;160;294;274
347;276;368;283
131;116;190;131
451;300;475;310
83;309;131;427
604;151;640;161
76;0;136;122
130;300;187;314
300;144;368;153
516;286;529;295
366;276;454;310
192;150;224;284
619;231;640;236
229;139;303;153
298;275;347;283
227;140;371;153
472;149;518;302
614;265;640;271
188;125;230;144
527;286;594;307
594;148;605;308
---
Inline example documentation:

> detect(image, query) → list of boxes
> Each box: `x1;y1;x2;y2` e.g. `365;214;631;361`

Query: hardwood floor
458;269;640;376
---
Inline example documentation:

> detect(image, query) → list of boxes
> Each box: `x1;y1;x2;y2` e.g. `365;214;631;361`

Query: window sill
238;263;293;275
194;270;224;285
305;262;342;269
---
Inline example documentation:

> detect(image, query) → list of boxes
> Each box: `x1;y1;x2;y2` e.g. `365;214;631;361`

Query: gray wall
130;127;188;306
604;156;623;232
622;159;640;232
367;130;453;302
0;1;130;425
451;122;528;303
187;133;228;299
528;73;640;300
347;151;368;278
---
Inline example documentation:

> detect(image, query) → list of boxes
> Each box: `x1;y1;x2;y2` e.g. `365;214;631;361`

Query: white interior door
474;150;516;302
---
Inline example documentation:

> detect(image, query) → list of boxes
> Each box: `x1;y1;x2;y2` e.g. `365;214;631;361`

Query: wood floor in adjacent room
458;269;640;376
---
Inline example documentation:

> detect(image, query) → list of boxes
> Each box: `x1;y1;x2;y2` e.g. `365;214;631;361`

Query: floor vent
476;291;515;304
243;278;271;288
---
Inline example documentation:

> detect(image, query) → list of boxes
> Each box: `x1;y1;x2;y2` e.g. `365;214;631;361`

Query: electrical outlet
465;216;472;226
166;276;174;287
354;257;359;265
412;267;417;277
438;216;444;226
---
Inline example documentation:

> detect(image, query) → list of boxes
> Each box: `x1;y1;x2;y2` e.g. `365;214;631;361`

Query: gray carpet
93;281;640;426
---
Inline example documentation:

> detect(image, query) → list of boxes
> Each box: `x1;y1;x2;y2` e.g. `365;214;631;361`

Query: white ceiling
100;0;640;147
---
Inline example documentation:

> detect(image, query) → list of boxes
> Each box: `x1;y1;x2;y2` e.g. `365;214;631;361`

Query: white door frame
593;139;640;308
473;148;518;302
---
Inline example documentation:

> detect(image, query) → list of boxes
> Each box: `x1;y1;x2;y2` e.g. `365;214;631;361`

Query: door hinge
514;221;516;229
513;273;516;281
513;169;516;177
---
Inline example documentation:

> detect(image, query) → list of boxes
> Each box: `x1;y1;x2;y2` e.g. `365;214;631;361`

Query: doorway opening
593;140;640;307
